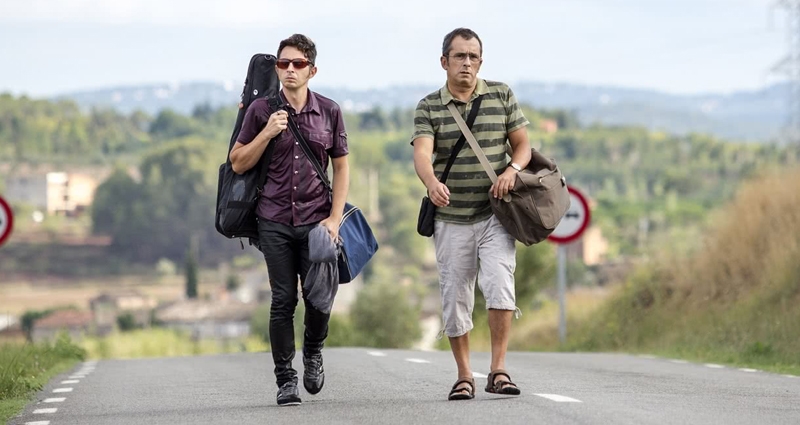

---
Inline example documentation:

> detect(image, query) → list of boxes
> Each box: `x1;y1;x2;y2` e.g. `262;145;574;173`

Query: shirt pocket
306;132;333;150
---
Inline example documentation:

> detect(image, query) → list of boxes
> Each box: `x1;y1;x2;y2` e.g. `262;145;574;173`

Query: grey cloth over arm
304;224;340;314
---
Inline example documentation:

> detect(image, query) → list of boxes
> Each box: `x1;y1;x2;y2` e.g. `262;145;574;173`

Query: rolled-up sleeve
329;106;349;158
236;99;269;145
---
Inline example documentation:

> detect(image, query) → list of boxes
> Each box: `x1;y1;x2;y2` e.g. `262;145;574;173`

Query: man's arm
229;109;288;174
413;137;450;207
319;156;349;240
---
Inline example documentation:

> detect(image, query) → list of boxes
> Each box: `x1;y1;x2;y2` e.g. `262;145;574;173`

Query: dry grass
81;329;268;359
567;167;800;375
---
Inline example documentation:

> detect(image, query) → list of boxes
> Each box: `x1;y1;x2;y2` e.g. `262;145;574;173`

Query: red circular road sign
0;196;12;247
548;186;591;245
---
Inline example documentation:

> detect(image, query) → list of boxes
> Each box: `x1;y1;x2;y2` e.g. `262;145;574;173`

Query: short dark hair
277;34;317;65
442;28;482;57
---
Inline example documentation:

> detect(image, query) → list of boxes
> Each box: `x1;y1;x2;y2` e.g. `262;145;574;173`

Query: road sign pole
548;186;591;347
558;244;567;345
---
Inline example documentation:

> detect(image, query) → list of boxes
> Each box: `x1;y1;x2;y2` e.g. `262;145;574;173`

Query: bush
350;282;422;348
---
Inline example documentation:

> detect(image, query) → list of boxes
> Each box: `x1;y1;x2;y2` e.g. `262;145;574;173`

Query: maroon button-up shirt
237;89;348;226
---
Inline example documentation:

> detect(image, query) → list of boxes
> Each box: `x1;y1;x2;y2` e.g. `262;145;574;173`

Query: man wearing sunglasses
229;34;350;407
412;27;531;401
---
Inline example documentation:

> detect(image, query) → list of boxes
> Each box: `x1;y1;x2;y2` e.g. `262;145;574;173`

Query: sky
0;0;791;97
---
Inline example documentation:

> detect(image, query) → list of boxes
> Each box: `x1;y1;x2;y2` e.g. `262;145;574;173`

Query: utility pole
772;0;800;144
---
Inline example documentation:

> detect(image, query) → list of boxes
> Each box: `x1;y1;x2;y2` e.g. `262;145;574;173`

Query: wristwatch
509;162;522;172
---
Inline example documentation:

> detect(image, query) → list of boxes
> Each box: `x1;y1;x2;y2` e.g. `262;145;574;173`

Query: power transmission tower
772;0;800;144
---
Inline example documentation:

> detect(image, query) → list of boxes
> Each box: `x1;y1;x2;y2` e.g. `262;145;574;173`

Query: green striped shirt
412;79;529;224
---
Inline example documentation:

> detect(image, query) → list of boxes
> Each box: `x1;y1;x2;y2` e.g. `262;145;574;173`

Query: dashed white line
534;394;582;403
472;372;488;378
670;359;689;364
52;388;73;393
739;368;758;373
25;421;50;425
69;376;86;379
43;398;65;403
367;351;387;357
61;380;80;384
33;408;58;414
704;364;725;369
405;358;431;364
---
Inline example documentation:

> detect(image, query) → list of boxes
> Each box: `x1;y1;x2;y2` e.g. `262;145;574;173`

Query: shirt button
292;202;296;206
293;186;297;190
295;155;299;159
295;142;299;145
294;171;299;175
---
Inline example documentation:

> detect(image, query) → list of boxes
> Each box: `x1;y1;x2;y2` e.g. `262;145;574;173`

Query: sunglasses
276;58;314;70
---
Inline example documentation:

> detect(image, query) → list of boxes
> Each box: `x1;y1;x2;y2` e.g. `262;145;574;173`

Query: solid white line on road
705;364;725;369
61;380;80;384
52;388;73;393
43;398;66;403
367;351;387;357
739;368;758;373
534;394;582;403
670;359;689;364
33;408;57;414
24;421;50;425
405;358;431;364
472;372;488;378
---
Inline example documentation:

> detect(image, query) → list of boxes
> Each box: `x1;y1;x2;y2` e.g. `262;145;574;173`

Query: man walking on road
411;27;532;400
229;34;350;406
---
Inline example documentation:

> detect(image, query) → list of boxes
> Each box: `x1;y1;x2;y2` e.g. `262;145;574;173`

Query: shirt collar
279;89;320;114
439;78;489;105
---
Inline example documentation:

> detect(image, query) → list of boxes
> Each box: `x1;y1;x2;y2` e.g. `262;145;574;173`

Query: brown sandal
448;377;475;400
485;369;521;395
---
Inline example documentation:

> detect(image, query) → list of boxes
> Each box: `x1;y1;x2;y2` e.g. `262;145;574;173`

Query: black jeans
258;219;330;388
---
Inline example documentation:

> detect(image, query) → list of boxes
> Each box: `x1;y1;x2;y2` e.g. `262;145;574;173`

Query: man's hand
261;110;288;139
491;168;518;199
426;181;450;207
319;216;341;242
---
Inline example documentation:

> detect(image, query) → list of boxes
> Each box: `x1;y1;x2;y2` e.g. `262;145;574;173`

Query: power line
771;0;800;144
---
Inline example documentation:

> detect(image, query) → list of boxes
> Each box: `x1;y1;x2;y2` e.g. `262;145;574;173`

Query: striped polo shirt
412;79;529;224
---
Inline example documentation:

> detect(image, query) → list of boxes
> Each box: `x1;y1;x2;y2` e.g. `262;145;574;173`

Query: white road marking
43;398;65;403
61;380;80;384
534;394;582;403
405;358;431;364
472;372;488;378
69;375;86;379
367;351;387;357
638;354;657;359
704;363;725;369
784;374;797;379
52;388;73;393
33;408;57;414
739;368;758;373
25;421;50;425
670;359;689;364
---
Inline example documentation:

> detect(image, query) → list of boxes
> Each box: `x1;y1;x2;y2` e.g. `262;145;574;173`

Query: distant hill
55;80;790;142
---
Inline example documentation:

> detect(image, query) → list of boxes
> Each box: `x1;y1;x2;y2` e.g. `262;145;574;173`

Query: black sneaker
303;352;325;395
277;381;301;406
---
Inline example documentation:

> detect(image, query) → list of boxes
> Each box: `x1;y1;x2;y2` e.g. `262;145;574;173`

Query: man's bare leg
488;309;513;388
449;333;473;395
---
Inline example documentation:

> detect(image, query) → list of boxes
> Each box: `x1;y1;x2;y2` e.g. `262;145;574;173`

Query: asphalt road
9;349;800;425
